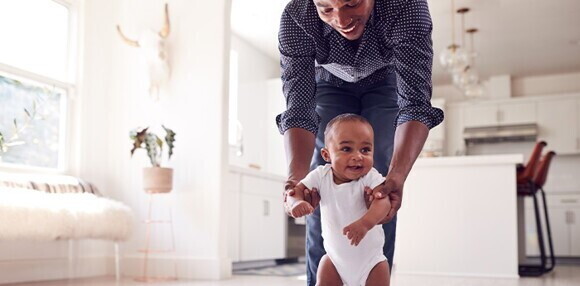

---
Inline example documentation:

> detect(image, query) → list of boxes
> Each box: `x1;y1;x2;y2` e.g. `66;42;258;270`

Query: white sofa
0;172;132;281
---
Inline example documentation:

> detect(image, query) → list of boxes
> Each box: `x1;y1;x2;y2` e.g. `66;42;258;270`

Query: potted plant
130;125;176;193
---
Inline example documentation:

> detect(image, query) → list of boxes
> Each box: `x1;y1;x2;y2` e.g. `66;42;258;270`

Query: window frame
0;0;80;174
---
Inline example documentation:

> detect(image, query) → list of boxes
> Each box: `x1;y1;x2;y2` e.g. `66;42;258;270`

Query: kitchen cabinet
421;98;446;156
463;103;498;127
445;104;465;156
570;208;580;256
577;99;580;152
499;101;537;125
537;98;579;154
230;79;287;177
228;167;287;262
463;101;536;128
525;194;580;257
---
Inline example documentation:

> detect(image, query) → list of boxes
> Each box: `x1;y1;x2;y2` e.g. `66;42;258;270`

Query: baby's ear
321;147;331;163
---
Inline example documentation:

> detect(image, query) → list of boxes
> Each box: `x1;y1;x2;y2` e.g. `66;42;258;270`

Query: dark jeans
306;74;399;286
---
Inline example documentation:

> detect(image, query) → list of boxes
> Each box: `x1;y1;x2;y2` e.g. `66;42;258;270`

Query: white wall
79;0;231;280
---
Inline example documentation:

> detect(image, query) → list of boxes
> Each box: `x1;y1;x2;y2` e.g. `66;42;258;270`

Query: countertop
228;165;286;181
415;154;524;167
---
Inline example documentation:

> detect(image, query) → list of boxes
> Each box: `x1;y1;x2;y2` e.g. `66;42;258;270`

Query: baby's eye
361;147;371;154
341;146;351;152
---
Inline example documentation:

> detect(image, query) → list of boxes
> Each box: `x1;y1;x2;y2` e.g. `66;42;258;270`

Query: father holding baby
276;0;444;285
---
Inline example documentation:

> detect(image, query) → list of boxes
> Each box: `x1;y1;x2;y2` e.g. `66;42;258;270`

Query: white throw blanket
0;187;132;241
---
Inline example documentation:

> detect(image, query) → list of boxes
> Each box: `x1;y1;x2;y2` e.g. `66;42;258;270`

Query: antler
116;25;140;47
158;3;170;39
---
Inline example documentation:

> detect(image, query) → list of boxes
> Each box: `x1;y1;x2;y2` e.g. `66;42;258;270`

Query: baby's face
322;121;374;184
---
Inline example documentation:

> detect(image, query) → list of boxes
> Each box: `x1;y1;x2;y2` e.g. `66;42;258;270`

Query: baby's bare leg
365;260;390;286
316;255;342;286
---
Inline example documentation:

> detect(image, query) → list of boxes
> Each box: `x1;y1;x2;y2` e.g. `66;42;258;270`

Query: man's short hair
324;113;371;143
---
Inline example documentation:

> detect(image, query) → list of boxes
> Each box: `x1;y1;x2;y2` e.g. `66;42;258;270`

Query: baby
286;113;391;286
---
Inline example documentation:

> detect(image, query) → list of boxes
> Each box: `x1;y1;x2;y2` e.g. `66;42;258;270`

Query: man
276;0;444;285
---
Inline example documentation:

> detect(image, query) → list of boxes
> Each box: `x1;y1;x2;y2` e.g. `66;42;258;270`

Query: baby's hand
342;219;372;246
289;200;314;218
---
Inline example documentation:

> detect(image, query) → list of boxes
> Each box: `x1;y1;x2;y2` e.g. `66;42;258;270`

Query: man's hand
364;175;404;224
283;180;320;216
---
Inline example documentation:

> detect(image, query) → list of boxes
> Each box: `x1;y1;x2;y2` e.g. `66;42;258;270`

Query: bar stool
518;150;556;276
516;141;546;188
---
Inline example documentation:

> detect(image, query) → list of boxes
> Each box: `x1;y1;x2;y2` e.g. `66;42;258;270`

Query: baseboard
393;270;519;279
122;255;232;280
0;256;109;285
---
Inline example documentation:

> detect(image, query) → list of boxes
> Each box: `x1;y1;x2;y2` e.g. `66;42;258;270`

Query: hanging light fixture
453;28;480;89
439;0;469;73
462;28;485;98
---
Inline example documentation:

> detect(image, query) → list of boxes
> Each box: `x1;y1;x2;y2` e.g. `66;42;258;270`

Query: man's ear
321;147;331;163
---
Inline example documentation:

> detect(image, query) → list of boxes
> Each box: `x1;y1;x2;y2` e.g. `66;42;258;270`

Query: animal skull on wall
117;3;171;101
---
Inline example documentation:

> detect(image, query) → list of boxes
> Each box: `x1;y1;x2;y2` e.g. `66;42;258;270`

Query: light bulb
453;67;479;88
464;83;485;98
439;45;470;73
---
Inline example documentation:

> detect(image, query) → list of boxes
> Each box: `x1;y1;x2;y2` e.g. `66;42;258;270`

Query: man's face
322;120;375;184
313;0;374;41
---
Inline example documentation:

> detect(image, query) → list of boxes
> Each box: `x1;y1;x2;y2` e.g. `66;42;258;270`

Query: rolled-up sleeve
392;0;444;129
275;9;320;135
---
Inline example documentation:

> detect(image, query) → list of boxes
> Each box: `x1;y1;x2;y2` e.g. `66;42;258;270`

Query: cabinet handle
561;199;578;204
263;200;270;216
566;211;576;224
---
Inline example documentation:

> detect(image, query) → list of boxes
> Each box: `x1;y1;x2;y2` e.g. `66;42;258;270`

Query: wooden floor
11;265;580;286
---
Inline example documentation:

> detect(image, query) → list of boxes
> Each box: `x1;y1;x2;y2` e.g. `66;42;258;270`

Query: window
0;0;77;171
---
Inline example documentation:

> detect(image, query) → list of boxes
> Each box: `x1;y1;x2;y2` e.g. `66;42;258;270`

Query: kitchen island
394;154;523;278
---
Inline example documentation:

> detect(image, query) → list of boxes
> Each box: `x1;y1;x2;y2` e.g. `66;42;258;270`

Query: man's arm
283;128;319;209
277;9;320;211
365;0;443;223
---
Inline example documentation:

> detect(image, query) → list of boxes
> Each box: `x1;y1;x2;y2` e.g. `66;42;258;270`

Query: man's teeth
342;24;356;33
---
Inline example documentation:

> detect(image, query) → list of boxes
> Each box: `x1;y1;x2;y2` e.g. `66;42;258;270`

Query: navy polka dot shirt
275;0;444;135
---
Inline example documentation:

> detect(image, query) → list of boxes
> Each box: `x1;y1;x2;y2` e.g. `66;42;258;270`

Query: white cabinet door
537;98;578;154
463;103;498;127
570;208;580;256
498;101;536;125
239;175;287;261
525;205;570;257
240;193;286;261
547;208;571;257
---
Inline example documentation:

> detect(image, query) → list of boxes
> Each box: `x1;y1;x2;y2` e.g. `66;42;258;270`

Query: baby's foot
289;200;314;218
342;219;371;246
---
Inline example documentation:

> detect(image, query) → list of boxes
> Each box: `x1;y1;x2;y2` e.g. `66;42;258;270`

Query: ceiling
230;0;580;85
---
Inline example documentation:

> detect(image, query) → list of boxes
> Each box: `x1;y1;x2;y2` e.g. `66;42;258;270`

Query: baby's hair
324;113;371;142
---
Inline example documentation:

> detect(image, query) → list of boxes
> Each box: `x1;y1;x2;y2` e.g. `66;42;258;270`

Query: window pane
0;0;69;80
0;73;65;169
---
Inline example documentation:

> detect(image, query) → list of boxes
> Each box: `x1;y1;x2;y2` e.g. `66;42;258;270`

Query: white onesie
301;164;387;286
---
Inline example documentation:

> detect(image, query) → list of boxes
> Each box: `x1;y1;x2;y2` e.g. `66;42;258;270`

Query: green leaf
162;125;176;159
130;127;148;156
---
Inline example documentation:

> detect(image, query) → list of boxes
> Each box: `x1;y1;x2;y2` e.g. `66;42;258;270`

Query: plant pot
143;167;173;193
